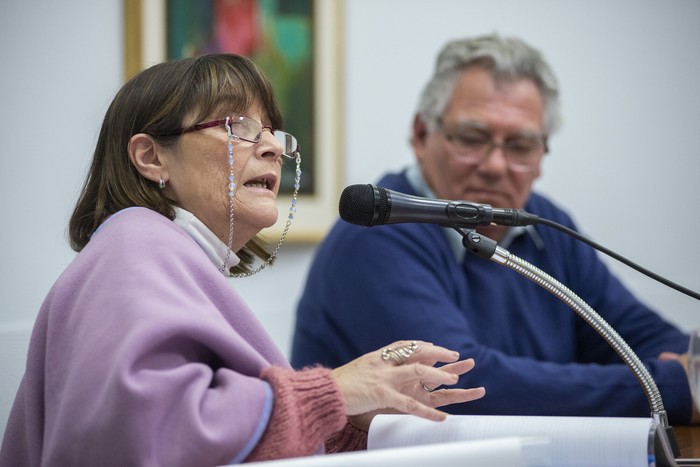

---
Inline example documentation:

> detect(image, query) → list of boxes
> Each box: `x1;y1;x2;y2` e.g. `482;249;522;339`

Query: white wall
1;0;698;365
0;0;122;322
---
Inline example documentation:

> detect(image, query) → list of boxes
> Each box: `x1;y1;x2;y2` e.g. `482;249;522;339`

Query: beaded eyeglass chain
220;116;301;278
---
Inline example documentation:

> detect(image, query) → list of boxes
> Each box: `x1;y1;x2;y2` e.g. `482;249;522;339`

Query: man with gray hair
291;34;696;425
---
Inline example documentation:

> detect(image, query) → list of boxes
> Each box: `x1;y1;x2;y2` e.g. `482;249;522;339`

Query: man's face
413;66;546;216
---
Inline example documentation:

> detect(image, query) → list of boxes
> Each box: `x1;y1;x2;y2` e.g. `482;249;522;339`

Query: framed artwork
123;0;344;242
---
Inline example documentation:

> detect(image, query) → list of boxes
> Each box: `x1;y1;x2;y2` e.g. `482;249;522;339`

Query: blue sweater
291;170;692;424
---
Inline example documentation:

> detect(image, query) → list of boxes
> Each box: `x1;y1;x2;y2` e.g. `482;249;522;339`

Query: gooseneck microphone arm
458;227;681;464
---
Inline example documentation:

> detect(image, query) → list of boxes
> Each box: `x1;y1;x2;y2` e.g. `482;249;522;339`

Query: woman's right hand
331;340;485;429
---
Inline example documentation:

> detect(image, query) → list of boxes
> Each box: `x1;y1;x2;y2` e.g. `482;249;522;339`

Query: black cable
535;217;700;301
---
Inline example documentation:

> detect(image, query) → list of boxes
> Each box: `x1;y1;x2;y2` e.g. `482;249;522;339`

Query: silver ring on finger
381;341;418;365
420;380;435;392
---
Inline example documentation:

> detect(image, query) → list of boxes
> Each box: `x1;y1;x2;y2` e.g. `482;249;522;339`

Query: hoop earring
159;177;166;190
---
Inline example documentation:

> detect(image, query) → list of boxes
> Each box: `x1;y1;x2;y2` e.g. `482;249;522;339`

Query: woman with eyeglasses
0;54;485;466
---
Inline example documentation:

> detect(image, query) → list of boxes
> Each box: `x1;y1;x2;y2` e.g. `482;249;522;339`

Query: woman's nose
259;128;284;160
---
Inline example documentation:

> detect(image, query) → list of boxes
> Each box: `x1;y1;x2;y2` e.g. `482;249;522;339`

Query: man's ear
128;133;168;184
411;114;429;161
411;114;429;147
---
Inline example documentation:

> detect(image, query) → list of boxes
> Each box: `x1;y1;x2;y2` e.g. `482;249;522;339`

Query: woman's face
161;105;285;251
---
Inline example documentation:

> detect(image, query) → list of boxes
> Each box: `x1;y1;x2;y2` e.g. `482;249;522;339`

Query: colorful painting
166;0;314;195
123;0;343;241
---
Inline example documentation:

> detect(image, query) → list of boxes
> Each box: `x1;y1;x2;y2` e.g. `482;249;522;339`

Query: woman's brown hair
69;54;284;274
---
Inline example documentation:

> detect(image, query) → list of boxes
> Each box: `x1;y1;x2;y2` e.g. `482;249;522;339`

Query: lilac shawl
1;207;288;466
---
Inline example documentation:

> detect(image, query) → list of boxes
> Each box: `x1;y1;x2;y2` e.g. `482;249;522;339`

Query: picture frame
123;0;344;242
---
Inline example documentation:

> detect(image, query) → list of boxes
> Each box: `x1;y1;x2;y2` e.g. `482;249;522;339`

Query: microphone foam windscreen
339;184;385;226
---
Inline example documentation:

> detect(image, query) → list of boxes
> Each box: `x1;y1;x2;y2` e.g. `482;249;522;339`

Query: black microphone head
338;184;389;226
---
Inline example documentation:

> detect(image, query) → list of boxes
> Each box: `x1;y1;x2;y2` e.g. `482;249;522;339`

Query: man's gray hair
416;34;562;135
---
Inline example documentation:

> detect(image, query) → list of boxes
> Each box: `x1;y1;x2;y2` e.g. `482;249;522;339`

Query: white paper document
243;435;539;466
369;414;658;467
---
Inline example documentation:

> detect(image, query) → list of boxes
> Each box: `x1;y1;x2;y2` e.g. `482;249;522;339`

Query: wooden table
675;425;700;460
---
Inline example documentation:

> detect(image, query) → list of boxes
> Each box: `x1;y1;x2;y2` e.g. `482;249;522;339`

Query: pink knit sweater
246;366;368;462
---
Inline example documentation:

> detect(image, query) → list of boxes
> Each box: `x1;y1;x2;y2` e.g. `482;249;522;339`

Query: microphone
339;184;539;228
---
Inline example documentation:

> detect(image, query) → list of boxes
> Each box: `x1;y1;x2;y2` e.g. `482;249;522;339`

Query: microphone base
662;424;681;459
654;424;680;466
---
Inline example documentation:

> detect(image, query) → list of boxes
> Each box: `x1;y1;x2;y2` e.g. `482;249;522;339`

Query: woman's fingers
390;392;451;422
378;340;461;367
384;386;486;421
411;358;477;393
390;357;477;392
334;340;485;421
397;363;459;389
440;358;476;376
429;387;486;408
375;341;484;365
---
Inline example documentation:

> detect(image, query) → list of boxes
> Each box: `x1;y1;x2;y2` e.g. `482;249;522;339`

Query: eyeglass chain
219;117;301;278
